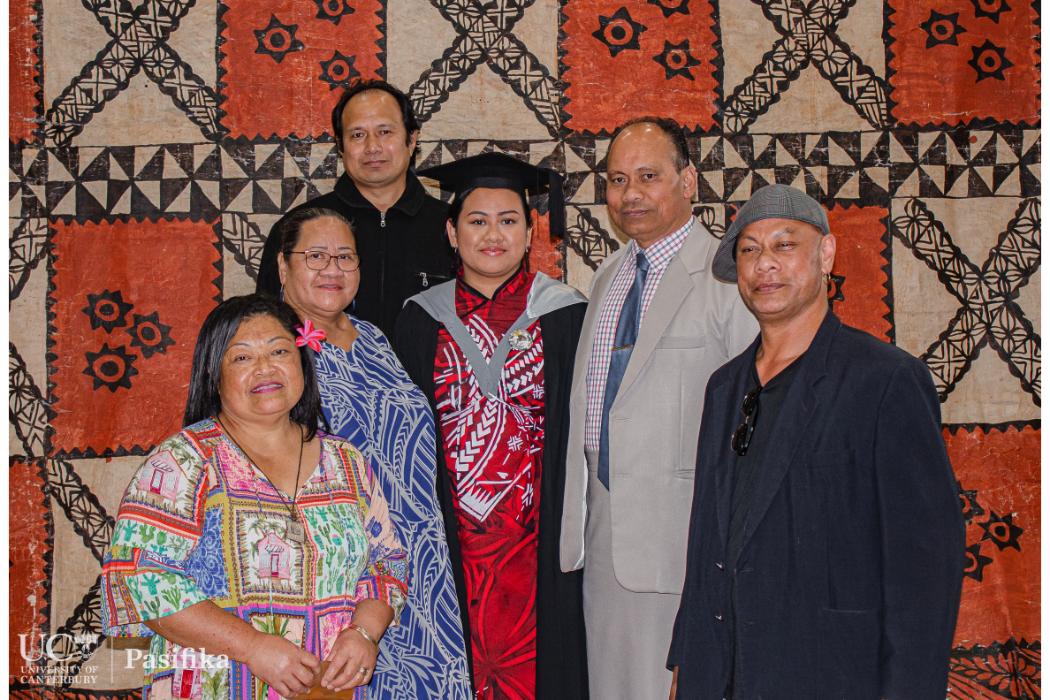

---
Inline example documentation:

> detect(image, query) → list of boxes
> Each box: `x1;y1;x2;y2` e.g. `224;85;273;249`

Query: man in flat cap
667;184;965;699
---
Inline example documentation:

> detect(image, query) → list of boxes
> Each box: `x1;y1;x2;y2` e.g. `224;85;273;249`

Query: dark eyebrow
228;336;290;348
465;209;522;217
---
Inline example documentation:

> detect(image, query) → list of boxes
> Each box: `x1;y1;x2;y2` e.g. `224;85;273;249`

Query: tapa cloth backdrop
9;0;1039;696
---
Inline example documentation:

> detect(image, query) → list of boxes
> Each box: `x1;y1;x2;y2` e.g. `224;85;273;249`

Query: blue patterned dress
315;317;472;699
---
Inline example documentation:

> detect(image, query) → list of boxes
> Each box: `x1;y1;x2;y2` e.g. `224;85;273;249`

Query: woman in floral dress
101;295;407;699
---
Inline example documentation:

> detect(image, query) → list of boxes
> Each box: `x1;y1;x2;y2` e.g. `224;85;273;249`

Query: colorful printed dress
432;270;546;699
313;317;472;699
101;418;408;700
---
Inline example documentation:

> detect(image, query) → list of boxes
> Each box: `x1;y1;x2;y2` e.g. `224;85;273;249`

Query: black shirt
726;354;804;696
258;172;455;337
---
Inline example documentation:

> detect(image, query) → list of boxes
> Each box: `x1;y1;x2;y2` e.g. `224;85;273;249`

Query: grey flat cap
712;184;830;282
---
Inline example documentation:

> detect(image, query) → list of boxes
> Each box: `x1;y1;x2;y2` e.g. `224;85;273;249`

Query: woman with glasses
274;207;472;699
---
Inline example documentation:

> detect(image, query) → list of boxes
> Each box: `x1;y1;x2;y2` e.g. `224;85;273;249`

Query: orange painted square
10;0;41;142
943;424;1039;646
827;205;892;342
562;0;718;134
888;0;1039;125
219;0;383;138
8;459;51;680
48;218;221;456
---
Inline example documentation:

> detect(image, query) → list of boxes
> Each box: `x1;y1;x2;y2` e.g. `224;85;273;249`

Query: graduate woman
393;153;588;700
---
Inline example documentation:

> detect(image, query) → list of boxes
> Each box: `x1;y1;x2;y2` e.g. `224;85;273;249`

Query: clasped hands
246;625;379;698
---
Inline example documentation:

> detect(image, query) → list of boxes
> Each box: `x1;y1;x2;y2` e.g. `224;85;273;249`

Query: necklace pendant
286;518;306;544
508;329;533;351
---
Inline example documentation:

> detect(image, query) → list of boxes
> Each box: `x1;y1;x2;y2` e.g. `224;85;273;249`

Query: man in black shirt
258;80;454;336
668;185;964;699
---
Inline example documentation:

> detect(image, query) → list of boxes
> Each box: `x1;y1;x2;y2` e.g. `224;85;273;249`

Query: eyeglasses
289;250;360;272
731;386;762;456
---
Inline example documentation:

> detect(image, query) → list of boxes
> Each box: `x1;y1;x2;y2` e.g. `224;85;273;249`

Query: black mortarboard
419;152;566;237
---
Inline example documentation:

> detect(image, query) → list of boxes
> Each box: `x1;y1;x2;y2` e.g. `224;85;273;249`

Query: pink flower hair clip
295;319;326;352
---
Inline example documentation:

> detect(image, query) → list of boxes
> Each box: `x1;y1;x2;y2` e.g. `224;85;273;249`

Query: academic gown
393;272;589;700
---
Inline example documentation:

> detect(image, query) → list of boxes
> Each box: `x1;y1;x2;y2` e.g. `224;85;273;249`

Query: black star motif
971;0;1011;22
593;7;647;58
920;10;967;48
317;51;359;90
968;39;1013;82
315;0;355;25
254;15;304;64
979;510;1024;551
647;0;690;18
319;51;360;90
125;311;174;359
82;290;133;333
84;343;139;392
653;39;703;80
957;482;985;523
963;542;993;581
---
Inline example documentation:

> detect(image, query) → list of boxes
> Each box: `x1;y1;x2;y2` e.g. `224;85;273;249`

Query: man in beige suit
560;118;757;698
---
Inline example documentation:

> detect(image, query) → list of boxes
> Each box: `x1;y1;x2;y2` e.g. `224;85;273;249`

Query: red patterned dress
433;268;545;700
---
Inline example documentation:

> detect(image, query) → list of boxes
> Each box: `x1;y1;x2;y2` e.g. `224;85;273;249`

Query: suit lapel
618;256;690;395
738;313;840;550
616;224;715;398
711;380;736;547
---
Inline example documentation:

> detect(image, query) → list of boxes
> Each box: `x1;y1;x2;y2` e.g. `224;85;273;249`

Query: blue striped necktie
598;251;650;489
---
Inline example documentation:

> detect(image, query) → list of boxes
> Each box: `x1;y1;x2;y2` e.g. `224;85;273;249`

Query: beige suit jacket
560;220;759;593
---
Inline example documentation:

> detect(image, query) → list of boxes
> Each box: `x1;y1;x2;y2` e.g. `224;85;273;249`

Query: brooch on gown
508;329;534;351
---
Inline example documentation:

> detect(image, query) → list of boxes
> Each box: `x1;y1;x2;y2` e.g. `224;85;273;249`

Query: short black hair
183;295;324;440
274;207;355;259
610;117;691;171
331;79;419;154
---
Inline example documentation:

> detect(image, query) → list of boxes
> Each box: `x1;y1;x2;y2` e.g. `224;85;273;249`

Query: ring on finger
358;667;369;675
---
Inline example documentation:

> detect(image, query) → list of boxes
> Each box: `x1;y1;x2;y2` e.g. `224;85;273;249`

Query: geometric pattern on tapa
948;638;1040;700
42;0;222;146
44;576;106;685
407;0;561;138
9;343;49;459
10;129;1039;225
722;0;889;134
6;0;1043;694
10;217;49;300
889;197;1040;405
7;131;1041;281
219;213;267;281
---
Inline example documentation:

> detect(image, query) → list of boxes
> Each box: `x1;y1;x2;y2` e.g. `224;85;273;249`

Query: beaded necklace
217;416;306;543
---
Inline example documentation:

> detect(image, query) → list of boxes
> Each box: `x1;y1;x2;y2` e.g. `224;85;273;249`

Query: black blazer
669;312;965;700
